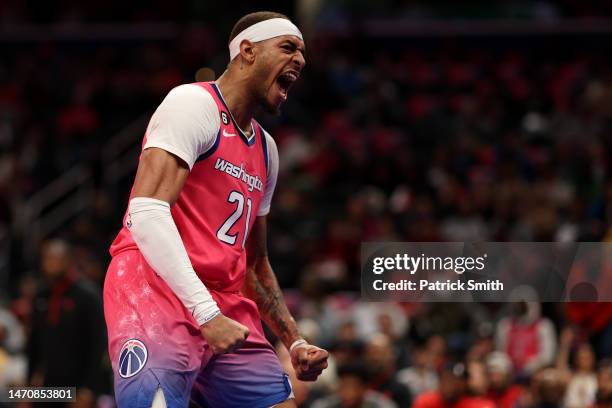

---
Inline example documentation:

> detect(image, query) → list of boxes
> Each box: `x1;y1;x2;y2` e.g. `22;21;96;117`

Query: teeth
282;72;298;82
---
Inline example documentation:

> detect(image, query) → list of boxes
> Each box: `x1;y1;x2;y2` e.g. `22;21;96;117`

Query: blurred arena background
1;1;612;406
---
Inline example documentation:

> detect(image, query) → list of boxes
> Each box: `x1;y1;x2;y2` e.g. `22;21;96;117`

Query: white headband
229;18;303;60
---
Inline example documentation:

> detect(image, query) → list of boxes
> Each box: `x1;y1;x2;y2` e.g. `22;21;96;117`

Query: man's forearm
243;255;300;349
128;197;220;325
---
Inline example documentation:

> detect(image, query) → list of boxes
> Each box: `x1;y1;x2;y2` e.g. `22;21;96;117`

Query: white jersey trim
258;130;278;216
143;84;220;170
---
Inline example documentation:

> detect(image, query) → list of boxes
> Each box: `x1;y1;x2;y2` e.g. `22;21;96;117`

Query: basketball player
103;11;328;408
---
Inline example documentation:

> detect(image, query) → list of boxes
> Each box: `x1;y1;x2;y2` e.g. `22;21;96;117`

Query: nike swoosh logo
222;129;236;137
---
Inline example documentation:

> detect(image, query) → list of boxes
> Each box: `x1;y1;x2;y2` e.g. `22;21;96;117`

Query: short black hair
229;11;290;43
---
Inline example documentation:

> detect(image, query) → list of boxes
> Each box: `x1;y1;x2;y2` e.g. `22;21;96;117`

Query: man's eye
281;45;293;52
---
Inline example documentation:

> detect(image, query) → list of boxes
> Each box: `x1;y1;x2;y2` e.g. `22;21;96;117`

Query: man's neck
215;70;256;133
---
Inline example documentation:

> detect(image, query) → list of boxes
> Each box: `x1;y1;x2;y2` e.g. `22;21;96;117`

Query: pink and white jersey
110;82;278;292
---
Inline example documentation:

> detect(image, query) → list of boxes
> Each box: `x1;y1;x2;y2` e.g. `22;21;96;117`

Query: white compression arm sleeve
128;197;220;325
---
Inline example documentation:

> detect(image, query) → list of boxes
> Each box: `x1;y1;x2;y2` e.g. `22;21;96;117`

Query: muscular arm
129;148;221;324
132;147;189;202
244;216;329;381
243;216;300;349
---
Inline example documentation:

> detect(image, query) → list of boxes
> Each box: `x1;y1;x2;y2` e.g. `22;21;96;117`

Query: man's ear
239;39;256;64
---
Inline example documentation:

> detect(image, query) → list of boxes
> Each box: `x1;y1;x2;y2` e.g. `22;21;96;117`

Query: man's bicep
131;147;190;204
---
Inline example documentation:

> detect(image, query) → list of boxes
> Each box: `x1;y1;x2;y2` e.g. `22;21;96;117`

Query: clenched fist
290;343;329;381
200;313;250;354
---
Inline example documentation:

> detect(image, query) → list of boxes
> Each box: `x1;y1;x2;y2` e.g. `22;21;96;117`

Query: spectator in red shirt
413;362;495;408
496;287;557;378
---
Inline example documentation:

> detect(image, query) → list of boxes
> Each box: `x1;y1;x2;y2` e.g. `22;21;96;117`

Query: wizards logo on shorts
118;339;148;378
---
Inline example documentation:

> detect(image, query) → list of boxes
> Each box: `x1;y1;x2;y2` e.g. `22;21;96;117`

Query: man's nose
292;52;306;69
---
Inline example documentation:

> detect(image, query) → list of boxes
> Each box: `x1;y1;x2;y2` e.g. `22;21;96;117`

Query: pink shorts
103;250;291;408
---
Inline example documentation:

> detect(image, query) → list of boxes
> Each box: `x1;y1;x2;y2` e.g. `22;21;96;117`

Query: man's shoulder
161;83;219;113
157;82;219;118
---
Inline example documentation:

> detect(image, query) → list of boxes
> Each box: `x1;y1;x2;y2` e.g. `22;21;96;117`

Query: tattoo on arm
243;218;300;349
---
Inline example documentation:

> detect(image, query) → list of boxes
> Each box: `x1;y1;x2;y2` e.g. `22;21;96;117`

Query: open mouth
276;70;299;101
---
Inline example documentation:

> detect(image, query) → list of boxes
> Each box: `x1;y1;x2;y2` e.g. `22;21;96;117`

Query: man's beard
264;99;281;115
252;64;282;116
256;86;281;115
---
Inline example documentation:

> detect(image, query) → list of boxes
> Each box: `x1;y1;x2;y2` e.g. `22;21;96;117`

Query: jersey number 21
217;190;252;248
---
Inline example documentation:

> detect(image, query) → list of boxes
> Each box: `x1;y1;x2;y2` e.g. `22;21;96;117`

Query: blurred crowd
2;1;612;407
0;239;611;407
3;0;612;23
276;290;612;407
